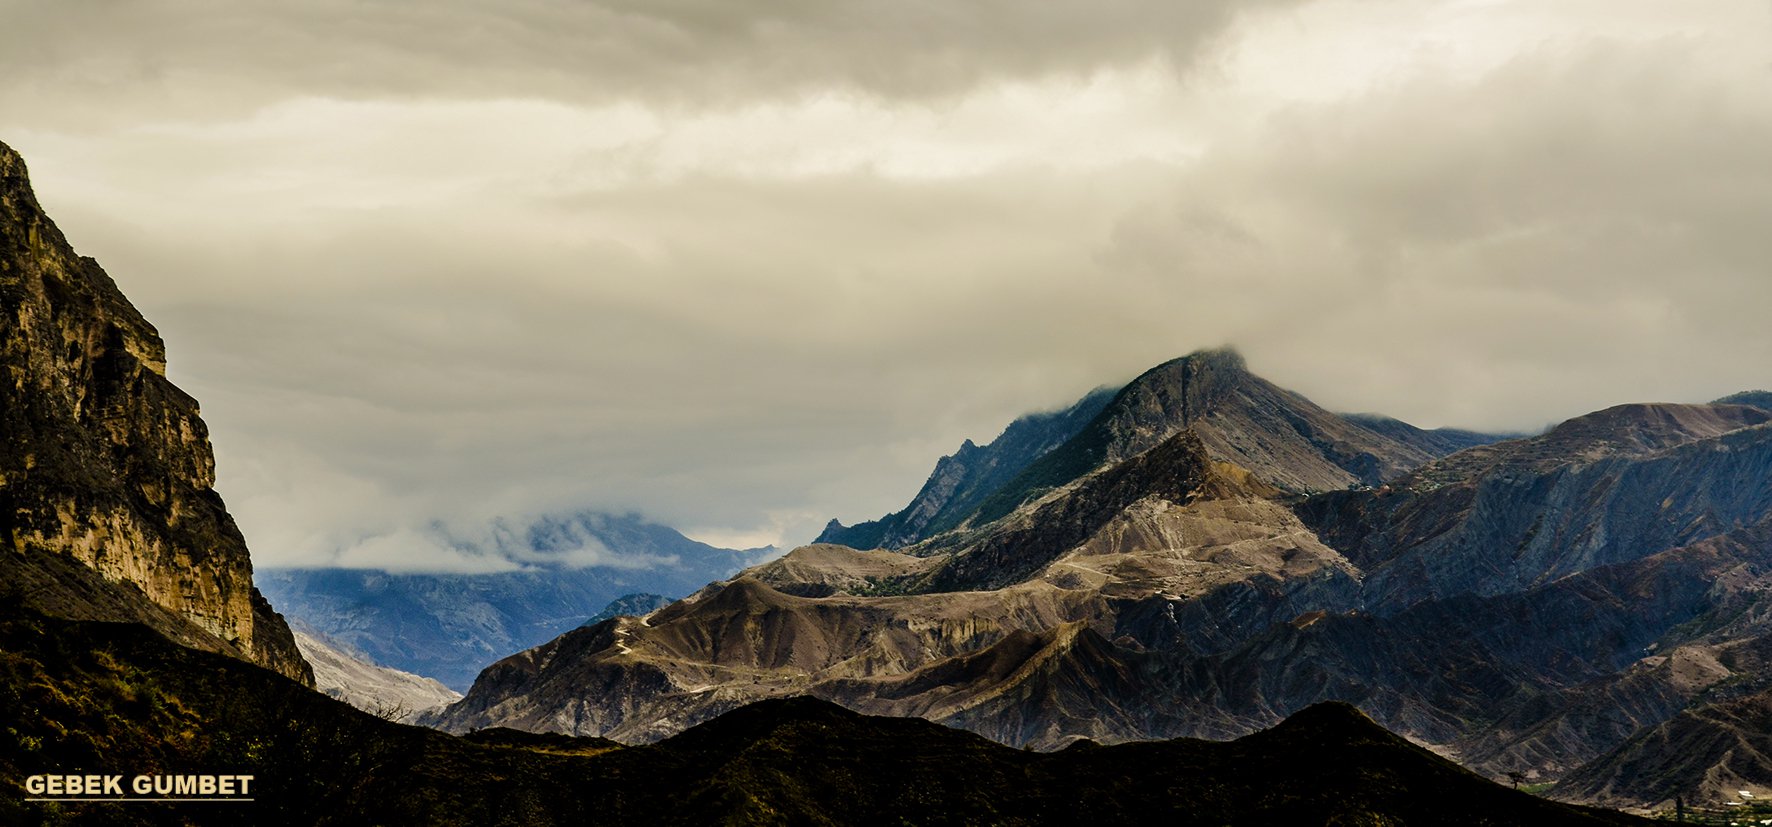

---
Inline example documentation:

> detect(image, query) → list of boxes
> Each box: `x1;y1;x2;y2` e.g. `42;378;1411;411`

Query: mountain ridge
434;351;1772;810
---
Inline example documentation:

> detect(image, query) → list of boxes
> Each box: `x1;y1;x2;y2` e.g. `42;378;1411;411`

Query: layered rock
0;139;309;685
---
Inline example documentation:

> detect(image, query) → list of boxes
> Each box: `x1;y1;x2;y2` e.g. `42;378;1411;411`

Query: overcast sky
3;0;1769;570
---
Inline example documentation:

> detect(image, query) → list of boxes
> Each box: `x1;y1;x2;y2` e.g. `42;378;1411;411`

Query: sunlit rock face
0;139;310;686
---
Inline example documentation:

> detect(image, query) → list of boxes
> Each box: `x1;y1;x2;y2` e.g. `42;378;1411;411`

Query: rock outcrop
0;139;309;685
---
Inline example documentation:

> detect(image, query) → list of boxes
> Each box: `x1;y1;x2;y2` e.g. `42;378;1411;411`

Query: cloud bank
2;0;1768;568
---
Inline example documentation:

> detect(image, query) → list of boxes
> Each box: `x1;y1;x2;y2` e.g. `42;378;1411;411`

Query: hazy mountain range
260;513;774;689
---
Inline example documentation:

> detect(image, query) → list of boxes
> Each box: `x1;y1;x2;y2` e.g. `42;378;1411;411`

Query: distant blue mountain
259;512;774;690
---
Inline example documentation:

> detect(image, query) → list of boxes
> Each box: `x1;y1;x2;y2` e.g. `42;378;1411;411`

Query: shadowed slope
0;608;1650;825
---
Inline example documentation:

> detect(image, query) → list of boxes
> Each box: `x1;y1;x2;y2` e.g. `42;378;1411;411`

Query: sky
2;0;1770;570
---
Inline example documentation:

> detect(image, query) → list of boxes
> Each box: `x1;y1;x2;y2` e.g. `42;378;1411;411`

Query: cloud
1099;27;1772;427
3;0;1769;568
0;0;1281;129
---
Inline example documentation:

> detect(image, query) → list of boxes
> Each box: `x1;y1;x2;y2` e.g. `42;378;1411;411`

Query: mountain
434;352;1772;810
584;592;674;626
0;139;308;685
260;513;775;690
0;607;1650;825
1556;686;1772;811
1717;390;1772;411
292;627;462;723
1301;401;1772;609
818;385;1117;549
1340;412;1520;456
824;348;1510;552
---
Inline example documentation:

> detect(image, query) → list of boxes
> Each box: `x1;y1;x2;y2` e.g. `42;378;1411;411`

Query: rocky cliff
0;139;309;685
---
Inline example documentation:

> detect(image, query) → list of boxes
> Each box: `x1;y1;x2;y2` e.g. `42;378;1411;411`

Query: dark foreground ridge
0;610;1649;826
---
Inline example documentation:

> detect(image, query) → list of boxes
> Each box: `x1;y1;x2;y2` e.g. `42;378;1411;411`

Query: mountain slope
293;628;462;723
0;138;308;685
1716;390;1772;411
1556;686;1772;810
1298;403;1772;610
818;385;1117;549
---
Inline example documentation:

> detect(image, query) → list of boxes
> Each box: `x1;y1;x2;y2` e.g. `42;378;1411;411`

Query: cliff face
0;139;310;685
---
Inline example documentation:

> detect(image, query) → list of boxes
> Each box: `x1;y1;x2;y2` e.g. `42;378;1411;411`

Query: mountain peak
970;348;1466;525
0;140;23;181
1161;345;1248;374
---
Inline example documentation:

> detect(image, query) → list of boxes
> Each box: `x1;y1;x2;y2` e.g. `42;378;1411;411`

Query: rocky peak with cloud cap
830;346;1506;550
